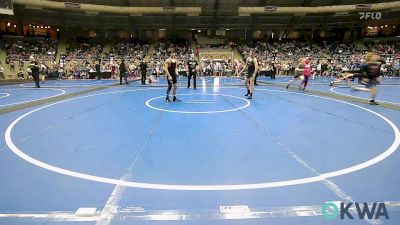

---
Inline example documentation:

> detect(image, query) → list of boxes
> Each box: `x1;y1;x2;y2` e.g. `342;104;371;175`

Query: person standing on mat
111;61;117;80
119;60;128;85
345;52;384;105
300;57;312;91
164;52;181;102
29;56;40;88
139;58;148;85
254;66;259;85
328;68;354;87
95;60;101;80
40;62;47;84
241;51;258;99
286;58;305;89
187;54;198;90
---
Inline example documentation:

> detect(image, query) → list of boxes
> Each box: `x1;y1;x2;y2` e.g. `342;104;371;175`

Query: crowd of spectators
196;43;234;76
236;39;400;78
200;60;233;76
4;36;57;62
65;38;103;61
103;40;149;61
196;44;231;51
236;40;324;77
97;39;150;78
318;41;363;64
152;41;193;62
56;58;143;79
238;40;323;64
366;41;400;62
318;41;400;77
1;36;399;80
1;36;57;79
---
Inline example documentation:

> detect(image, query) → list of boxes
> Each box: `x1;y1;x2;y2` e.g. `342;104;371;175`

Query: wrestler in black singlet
165;57;181;102
247;60;255;78
351;59;383;105
168;60;177;85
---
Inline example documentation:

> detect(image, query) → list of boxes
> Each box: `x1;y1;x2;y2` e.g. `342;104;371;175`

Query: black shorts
168;75;177;85
247;71;254;78
366;78;379;88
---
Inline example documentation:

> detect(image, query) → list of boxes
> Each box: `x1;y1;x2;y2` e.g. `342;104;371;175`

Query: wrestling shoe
173;96;182;102
369;100;379;105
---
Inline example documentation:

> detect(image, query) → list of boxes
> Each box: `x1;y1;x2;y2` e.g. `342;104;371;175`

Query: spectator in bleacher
233;59;243;77
58;67;65;79
27;66;32;79
18;60;24;71
17;69;24;79
155;61;162;77
128;61;137;78
282;63;289;75
0;63;4;80
10;60;15;73
110;61;118;79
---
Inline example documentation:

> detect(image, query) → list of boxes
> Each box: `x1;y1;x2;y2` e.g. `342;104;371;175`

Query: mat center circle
145;93;250;114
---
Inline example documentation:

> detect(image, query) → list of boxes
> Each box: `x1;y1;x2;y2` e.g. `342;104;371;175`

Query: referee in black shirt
119;61;128;85
187;54;198;90
139;59;148;85
29;56;40;88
